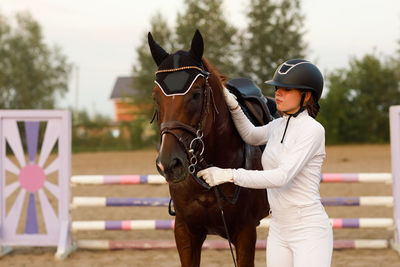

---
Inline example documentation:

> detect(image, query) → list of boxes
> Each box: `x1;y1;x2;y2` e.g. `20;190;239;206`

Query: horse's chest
173;194;216;225
196;194;215;206
174;193;214;213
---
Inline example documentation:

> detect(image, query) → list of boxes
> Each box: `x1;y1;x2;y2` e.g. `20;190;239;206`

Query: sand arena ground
1;144;399;266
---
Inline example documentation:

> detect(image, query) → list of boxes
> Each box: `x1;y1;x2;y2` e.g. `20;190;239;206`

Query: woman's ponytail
306;95;320;118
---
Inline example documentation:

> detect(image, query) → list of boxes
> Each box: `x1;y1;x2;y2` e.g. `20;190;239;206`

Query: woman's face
275;87;303;114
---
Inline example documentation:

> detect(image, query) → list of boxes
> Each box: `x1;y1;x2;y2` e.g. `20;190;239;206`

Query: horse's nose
156;160;165;172
156;155;186;182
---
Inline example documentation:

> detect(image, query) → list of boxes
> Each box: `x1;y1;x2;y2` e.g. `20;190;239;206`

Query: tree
131;13;175;117
175;0;238;76
319;53;399;144
0;12;71;109
240;0;307;95
130;13;175;145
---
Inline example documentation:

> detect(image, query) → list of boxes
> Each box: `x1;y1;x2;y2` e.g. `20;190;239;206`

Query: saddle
226;78;280;127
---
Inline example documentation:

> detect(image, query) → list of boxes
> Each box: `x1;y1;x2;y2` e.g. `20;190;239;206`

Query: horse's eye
192;91;202;100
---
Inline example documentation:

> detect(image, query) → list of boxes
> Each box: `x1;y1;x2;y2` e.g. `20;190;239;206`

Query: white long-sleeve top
231;107;326;209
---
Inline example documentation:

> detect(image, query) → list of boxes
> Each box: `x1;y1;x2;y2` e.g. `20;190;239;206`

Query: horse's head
149;30;221;184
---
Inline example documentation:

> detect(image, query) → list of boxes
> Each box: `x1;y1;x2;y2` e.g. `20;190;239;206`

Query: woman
198;59;333;267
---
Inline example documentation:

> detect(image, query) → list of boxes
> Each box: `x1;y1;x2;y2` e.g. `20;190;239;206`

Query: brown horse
149;30;270;267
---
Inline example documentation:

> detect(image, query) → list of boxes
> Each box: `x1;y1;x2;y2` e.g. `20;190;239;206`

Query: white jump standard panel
390;105;400;254
0;110;72;259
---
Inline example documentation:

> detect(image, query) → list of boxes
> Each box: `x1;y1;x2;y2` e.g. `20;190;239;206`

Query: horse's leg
174;216;206;267
233;223;257;267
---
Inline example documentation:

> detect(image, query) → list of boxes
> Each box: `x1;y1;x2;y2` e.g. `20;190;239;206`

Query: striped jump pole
71;196;394;208
76;239;389;250
321;173;392;184
321;196;393;207
71;218;394;232
71;175;167;185
71;173;393;185
71;220;175;232
71;197;170;208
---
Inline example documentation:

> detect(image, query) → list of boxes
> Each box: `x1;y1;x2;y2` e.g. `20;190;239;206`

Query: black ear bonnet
148;30;209;96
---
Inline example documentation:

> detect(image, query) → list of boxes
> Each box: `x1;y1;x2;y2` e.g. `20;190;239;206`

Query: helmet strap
280;92;306;143
293;91;306;117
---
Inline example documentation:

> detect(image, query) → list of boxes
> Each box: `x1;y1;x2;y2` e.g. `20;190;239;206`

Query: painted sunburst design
3;119;61;238
1;111;70;258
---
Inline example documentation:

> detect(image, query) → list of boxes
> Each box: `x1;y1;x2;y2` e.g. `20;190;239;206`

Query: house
109;76;138;122
109;76;156;141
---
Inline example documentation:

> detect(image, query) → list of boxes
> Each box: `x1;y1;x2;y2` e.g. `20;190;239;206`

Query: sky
1;0;399;119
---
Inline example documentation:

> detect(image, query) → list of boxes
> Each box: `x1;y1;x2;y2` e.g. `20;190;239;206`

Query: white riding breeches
266;203;333;267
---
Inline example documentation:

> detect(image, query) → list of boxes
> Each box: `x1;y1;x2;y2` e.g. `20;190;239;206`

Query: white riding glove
197;167;234;187
223;87;239;111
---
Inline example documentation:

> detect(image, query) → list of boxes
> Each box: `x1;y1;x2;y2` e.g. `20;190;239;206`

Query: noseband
160;75;215;189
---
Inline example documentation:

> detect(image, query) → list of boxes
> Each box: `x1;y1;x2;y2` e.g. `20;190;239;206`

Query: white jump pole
390;105;400;255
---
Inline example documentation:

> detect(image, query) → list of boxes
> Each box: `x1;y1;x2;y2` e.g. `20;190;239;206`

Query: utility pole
74;65;79;124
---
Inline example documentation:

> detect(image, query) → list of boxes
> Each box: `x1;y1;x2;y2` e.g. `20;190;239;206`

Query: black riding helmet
265;59;324;143
265;59;323;101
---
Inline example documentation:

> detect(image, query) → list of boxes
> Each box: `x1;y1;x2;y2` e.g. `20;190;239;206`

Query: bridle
153;65;242;201
158;69;215;190
153;65;240;267
155;67;241;200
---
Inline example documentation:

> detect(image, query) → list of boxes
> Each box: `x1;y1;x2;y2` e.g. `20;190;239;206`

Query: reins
214;186;237;267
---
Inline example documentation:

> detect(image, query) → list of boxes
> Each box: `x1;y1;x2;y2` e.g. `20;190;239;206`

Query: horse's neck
205;93;245;168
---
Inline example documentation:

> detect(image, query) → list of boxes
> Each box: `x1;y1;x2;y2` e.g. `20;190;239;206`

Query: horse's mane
202;57;227;94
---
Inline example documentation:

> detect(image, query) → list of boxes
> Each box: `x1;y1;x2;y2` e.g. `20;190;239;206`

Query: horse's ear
190;29;204;62
148;32;169;67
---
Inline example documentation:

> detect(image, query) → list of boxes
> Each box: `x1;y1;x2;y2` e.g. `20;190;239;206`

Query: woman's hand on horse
223;87;239;111
198;167;234;186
